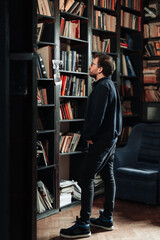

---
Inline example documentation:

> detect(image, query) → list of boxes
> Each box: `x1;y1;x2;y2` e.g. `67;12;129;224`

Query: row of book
59;132;81;153
144;41;160;57
144;86;160;102
61;75;86;97
37;181;54;214
121;10;141;31
92;10;116;32
121;79;134;97
59;0;86;16
61;50;86;72
143;67;160;84
60;101;80;120
60;102;74;120
93;0;117;10
92;36;110;53
37;0;53;16
60;18;80;39
121;0;142;11
121;54;136;77
144;23;160;39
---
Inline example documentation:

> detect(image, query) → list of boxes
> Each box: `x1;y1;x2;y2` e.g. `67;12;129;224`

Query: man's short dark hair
93;53;116;77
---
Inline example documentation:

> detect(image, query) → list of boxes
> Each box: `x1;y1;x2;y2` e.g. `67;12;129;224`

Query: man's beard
89;72;96;79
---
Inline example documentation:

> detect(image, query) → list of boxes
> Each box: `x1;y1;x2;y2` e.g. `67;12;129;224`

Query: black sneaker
90;210;114;231
60;216;91;238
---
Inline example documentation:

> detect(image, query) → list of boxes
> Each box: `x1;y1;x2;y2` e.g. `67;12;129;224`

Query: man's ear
98;66;103;74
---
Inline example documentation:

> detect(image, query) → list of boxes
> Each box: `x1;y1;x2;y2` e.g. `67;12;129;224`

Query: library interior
1;0;160;239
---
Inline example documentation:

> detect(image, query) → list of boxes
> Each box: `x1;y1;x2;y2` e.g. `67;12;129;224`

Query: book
59;0;65;10
37;53;47;78
144;6;156;18
125;56;136;77
37;0;53;16
65;0;75;12
37;46;53;78
37;23;44;42
37;181;54;213
36;141;48;166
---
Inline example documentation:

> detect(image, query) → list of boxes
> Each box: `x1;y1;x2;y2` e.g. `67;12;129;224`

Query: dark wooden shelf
121;5;142;16
38;41;56;47
120;75;140;80
37;14;55;23
37;104;55;108
60;36;88;45
121;26;141;33
37;164;56;171
92;28;117;37
120;47;142;54
37;129;56;135
59;150;87;156
93;5;117;16
92;51;117;57
59;70;88;76
143;56;160;60
144;16;160;24
60;95;88;99
144;37;160;41
60;11;88;21
60;119;85;122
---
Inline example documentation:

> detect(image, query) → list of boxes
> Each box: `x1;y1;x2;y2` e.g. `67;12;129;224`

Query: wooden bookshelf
142;0;160;122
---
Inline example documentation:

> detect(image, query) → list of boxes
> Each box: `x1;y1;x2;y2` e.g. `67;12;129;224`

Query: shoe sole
60;232;91;239
90;223;114;231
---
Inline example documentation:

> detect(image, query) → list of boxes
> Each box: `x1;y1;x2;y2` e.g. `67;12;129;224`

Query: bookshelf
142;0;160;122
36;0;59;220
118;0;144;145
35;0;155;216
54;0;92;209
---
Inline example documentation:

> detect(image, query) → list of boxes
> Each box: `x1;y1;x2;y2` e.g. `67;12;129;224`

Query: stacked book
60;180;81;207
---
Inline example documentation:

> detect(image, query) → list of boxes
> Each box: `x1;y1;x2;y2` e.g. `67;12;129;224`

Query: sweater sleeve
84;84;109;140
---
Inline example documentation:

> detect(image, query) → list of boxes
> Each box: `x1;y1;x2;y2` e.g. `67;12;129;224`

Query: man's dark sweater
83;77;122;144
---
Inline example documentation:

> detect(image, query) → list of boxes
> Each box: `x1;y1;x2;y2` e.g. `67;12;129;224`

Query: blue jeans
79;140;116;223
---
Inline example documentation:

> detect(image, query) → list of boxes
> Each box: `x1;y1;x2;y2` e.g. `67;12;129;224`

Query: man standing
60;53;122;238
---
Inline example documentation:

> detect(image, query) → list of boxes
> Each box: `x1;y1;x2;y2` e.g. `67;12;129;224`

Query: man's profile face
89;57;99;78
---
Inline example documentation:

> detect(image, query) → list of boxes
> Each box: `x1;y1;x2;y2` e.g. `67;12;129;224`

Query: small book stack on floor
60;180;81;207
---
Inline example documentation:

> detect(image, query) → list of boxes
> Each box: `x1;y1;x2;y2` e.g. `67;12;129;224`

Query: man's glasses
91;62;99;67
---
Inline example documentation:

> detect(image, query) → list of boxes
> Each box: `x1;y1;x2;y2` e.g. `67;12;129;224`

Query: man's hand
87;140;93;144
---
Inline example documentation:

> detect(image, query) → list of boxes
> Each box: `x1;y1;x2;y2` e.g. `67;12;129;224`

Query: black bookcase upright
142;0;160;122
36;0;59;220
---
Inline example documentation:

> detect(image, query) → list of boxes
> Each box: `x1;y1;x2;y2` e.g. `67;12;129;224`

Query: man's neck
95;73;105;82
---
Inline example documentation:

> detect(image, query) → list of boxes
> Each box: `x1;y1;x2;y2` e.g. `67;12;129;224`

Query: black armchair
114;123;160;205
